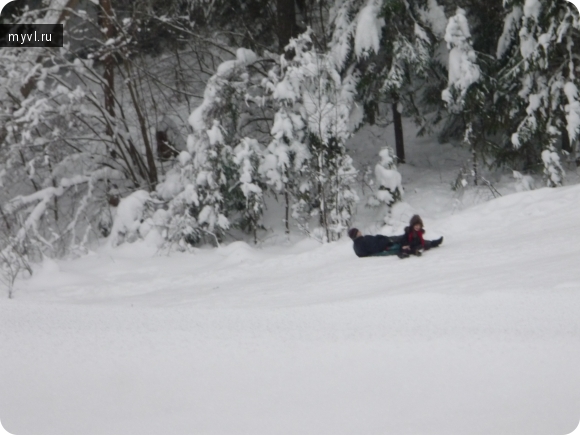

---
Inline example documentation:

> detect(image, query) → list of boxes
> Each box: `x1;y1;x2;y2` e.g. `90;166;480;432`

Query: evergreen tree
496;0;579;186
233;137;266;244
159;48;273;245
441;8;487;184
281;31;359;241
329;0;437;163
260;107;310;235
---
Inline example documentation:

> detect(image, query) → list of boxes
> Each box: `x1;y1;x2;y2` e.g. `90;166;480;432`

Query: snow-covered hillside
1;181;580;435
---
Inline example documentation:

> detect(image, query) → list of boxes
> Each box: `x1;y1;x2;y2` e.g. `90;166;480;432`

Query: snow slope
1;182;580;435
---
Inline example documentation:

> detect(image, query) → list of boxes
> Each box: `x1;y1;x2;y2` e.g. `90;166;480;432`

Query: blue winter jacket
353;235;394;257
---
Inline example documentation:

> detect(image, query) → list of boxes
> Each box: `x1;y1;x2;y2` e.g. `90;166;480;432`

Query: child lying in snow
348;215;443;259
399;215;443;258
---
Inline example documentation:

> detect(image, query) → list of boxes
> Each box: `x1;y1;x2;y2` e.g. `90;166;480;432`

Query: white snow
442;9;481;108
2;181;580;434
523;0;543;20
206;120;224;146
564;82;580;142
374;164;402;192
354;0;385;58
496;6;523;59
513;170;535;192
418;0;448;38
2;115;580;435
236;48;258;64
156;171;184;201
107;190;150;246
329;0;357;69
3;112;580;435
519;26;538;59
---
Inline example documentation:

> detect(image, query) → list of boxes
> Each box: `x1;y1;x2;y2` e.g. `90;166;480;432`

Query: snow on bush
371;147;403;223
108;190;151;246
513;171;535;192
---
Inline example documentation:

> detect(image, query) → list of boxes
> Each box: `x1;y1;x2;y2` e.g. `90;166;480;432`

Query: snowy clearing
1;183;580;435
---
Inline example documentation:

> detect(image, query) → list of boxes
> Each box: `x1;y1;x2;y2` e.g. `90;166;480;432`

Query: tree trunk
277;0;296;52
392;100;405;164
126;67;158;188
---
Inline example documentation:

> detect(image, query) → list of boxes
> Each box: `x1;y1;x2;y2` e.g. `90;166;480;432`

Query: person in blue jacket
347;228;400;257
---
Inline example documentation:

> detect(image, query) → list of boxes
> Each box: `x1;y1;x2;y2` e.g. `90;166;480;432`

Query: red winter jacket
402;226;425;250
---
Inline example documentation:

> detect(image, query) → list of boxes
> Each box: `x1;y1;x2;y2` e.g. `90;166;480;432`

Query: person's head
348;228;361;240
409;215;423;232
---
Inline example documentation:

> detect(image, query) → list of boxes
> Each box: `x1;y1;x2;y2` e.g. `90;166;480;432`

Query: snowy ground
2;124;580;435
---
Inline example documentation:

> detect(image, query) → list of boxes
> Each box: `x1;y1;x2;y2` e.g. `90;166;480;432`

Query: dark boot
398;251;410;259
430;237;443;248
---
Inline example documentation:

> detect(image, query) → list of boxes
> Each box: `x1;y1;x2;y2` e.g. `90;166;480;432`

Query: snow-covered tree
0;0;232;265
158;48;272;245
496;0;579;186
233;138;266;244
329;0;437;163
441;7;491;185
266;31;359;241
260;107;310;235
441;8;482;111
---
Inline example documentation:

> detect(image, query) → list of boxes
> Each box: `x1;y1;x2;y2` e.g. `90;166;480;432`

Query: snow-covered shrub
372;147;403;222
513;170;536;192
108;190;152;246
0;235;32;299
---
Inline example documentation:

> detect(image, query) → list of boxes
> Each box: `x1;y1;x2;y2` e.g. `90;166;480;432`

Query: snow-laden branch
7;168;122;241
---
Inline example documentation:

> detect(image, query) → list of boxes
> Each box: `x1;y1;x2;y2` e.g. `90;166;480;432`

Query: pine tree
260;107;310;235
329;0;437;163
233;137;266;244
279;31;359;241
160;48;272;245
496;0;579;186
441;7;492;185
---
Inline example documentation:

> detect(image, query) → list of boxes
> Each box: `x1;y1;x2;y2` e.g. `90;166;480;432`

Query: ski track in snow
2;182;580;433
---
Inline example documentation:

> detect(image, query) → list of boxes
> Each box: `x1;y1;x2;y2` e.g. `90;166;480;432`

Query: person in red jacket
400;215;443;257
